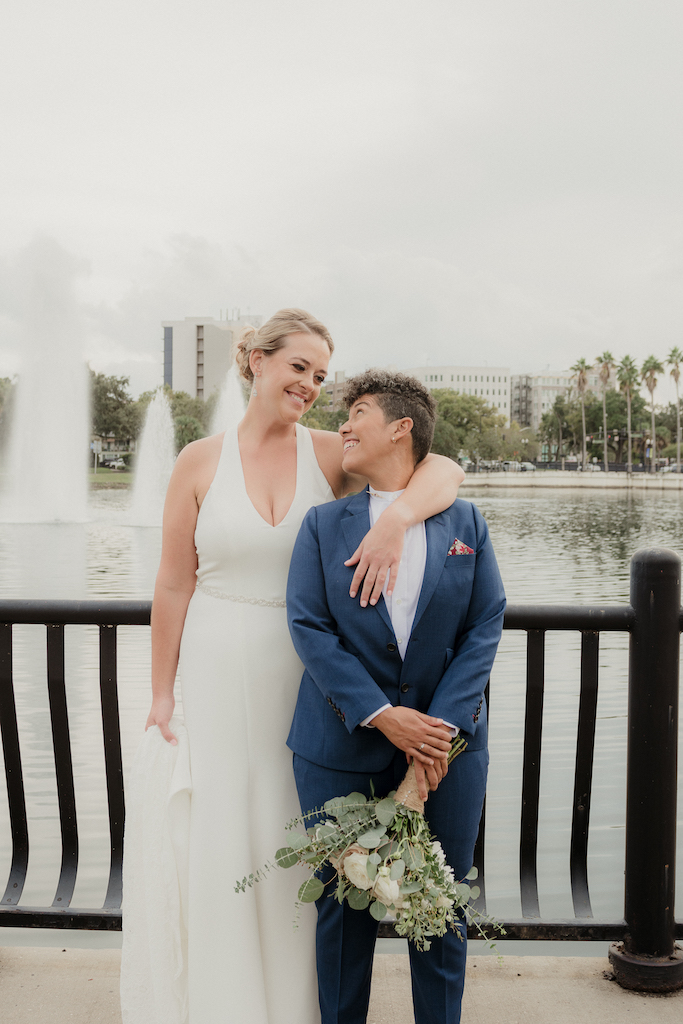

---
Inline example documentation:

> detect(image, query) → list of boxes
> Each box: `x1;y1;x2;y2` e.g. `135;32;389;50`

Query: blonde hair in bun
232;308;334;383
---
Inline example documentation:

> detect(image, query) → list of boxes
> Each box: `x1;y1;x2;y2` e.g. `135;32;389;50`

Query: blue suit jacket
286;489;506;772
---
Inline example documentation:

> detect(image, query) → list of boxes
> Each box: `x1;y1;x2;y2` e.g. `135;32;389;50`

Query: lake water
0;487;681;946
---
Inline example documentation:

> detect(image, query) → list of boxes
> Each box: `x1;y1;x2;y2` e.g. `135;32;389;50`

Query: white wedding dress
121;424;335;1024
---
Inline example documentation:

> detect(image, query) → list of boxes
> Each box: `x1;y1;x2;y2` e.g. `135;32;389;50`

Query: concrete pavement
1;947;682;1023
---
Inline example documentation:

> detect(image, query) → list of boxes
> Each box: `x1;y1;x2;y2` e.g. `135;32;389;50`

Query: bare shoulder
170;432;225;506
308;428;345;496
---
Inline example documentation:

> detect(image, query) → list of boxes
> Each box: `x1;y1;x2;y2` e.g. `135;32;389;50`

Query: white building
511;365;618;432
162;314;263;399
404;365;511;423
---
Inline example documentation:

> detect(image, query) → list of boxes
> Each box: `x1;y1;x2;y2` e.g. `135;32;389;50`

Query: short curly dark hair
343;369;437;464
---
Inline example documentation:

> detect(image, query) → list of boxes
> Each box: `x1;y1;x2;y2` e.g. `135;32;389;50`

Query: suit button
387;643;397;652
401;683;409;693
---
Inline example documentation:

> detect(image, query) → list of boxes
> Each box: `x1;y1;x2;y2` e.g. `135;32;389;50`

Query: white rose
343;852;373;890
372;874;401;907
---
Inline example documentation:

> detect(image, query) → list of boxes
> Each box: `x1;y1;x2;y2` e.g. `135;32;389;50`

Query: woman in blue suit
287;369;506;1024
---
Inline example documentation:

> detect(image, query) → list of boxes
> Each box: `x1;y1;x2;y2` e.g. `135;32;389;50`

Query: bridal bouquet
235;737;502;951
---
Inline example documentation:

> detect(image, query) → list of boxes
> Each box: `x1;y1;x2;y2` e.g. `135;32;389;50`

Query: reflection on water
0;489;680;926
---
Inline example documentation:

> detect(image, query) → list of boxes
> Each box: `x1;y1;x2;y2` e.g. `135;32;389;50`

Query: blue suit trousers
293;746;488;1024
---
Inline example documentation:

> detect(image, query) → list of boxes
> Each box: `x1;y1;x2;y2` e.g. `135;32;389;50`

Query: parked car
583;463;603;472
659;464;683;473
501;461;522;472
520;462;536;472
104;458;126;470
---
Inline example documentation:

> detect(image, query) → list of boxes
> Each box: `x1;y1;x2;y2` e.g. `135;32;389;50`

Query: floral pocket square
448;538;474;556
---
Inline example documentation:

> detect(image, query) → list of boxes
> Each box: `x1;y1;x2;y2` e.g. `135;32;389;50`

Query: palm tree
571;358;590;468
616;356;639;474
596;351;615;471
641;356;665;473
667;346;683;472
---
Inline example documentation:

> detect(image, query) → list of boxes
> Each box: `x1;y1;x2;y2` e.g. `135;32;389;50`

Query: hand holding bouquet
236;736;502;951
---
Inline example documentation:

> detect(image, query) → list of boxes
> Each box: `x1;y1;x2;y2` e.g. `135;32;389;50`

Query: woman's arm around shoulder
308;429;465;607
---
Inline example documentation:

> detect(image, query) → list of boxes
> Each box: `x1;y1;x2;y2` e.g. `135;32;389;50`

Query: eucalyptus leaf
366;859;378;882
316;823;338;841
375;797;397;827
288;832;311;851
348;887;371;911
377;840;400;860
389;859;405;881
324;797;346;818
275;847;298;869
469;886;480;900
403;845;424;871
369;899;388;921
298;876;324;903
357;827;387;849
368;852;381;865
465;866;478;881
343;792;367;807
399;879;423;895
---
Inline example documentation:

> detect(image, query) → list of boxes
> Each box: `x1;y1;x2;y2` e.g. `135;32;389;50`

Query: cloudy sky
1;0;681;401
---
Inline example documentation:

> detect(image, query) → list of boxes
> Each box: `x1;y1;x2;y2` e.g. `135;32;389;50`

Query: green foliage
235;737;502;952
300;390;347;432
91;371;141;440
429;390;511;461
174;414;205;452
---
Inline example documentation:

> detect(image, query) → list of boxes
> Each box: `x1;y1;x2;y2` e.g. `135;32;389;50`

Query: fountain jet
129;390;176;527
0;241;89;523
211;363;246;435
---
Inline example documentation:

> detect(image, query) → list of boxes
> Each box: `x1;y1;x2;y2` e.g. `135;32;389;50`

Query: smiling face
249;331;330;422
339;394;414;488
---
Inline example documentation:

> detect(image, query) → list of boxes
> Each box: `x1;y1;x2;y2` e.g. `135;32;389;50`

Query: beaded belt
196;580;286;608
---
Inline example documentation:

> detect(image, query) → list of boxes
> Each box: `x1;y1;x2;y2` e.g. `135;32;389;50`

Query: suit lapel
411;512;450;634
340;488;394;638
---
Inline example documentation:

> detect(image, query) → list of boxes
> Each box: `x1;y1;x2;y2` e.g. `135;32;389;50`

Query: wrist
385;499;414;530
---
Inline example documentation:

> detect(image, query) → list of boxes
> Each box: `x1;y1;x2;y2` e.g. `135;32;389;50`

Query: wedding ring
419;743;425;751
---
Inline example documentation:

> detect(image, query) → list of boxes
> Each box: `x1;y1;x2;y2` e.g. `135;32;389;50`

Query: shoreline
462;470;683;490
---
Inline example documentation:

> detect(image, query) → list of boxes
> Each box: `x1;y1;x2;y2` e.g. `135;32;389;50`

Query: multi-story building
161;314;263;399
511;365;618;431
323;370;348;411
404;365;511;422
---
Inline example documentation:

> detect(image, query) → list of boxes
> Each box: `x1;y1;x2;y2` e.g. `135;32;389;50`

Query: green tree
90;371;141;440
667;346;683;470
430;417;461;458
539;394;571;461
428;390;506;462
641;356;665;472
300;390;348;432
596;351;616;470
174;414;205;451
570;359;590;467
136;385;215;452
616;356;639;472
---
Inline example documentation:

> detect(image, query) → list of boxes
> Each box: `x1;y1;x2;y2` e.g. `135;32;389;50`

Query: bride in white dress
120;309;464;1024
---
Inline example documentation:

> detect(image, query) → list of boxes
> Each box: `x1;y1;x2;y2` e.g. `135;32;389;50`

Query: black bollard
609;548;683;991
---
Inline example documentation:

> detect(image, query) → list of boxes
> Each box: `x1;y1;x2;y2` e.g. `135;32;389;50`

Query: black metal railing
0;552;680;990
0;600;149;930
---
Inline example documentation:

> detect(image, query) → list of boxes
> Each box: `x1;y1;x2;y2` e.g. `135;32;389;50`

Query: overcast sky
1;1;681;402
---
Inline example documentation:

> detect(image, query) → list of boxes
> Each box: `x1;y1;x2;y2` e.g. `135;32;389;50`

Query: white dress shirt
360;488;458;735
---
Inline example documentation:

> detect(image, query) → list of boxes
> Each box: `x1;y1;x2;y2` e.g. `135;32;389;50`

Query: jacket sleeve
427;507;505;737
286;506;391;733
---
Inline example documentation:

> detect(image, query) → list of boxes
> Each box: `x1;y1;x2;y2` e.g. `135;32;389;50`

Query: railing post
609;547;683;991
